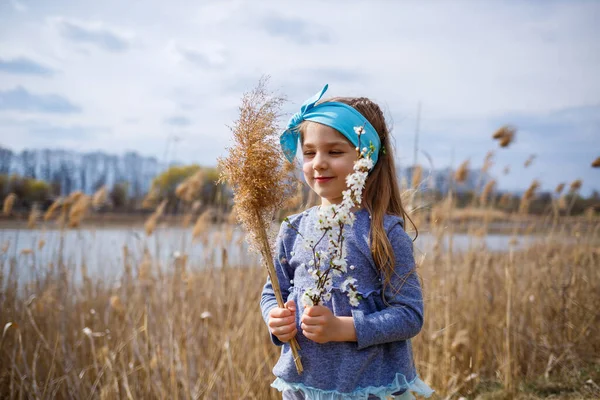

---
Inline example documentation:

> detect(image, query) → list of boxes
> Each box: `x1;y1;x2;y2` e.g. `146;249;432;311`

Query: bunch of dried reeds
218;77;302;373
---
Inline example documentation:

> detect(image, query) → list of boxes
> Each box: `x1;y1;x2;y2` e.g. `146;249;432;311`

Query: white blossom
302;289;315;307
341;277;357;292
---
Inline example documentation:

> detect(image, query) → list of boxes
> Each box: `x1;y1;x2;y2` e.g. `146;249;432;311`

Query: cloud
169;41;227;69
260;15;330;44
0;86;81;113
164;116;191;126
29;124;110;140
293;68;368;85
10;0;27;12
0;56;55;76
56;18;131;52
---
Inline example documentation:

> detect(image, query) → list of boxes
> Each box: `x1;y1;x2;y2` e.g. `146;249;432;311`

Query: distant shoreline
1;211;596;235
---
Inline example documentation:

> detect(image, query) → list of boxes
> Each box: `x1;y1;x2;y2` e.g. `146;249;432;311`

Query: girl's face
301;122;357;206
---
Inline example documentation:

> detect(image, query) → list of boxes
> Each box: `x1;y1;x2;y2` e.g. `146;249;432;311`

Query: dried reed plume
68;195;91;228
524;154;536;168
411;165;423;189
27;205;40;229
482;151;494;173
492;125;516;148
65;191;84;207
192;209;213;241
217;77;302;373
92;186;108;208
519;180;540;214
44;197;63;221
592;157;600;168
479;180;496;207
176;170;205;202
3;193;16;215
142;188;159;209
555;183;565;194
499;193;512;208
455;160;469;183
569;179;582;192
145;199;168;236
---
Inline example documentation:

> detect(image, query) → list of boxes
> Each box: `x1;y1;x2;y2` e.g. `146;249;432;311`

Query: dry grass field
1;198;599;399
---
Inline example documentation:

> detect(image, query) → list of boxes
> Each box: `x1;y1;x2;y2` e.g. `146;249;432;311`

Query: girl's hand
268;300;298;343
301;305;342;344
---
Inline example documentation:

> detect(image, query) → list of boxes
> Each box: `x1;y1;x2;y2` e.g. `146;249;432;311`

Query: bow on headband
280;84;381;167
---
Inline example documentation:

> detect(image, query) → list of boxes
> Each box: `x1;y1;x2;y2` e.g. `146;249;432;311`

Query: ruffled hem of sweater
271;374;434;400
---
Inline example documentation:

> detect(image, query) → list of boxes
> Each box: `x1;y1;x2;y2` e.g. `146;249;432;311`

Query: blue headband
280;84;381;166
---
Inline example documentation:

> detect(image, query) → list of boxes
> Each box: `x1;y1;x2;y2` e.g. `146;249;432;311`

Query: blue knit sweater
260;207;433;400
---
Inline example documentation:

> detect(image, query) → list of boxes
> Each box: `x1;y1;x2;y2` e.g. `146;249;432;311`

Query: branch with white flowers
285;126;375;309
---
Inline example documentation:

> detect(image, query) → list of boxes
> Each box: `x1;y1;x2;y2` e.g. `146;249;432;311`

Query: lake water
0;225;535;283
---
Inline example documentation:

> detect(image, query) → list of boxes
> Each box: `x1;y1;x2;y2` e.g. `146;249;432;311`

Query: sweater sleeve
259;223;294;346
351;223;424;350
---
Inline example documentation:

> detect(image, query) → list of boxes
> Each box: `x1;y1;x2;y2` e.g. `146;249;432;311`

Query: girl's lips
314;177;333;183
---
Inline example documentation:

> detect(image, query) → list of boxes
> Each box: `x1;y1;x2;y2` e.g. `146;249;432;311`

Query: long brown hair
301;96;418;293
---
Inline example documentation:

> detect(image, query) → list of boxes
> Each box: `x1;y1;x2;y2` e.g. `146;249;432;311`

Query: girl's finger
301;323;321;334
270;308;292;318
275;325;295;336
285;300;296;312
269;315;295;328
279;329;297;342
300;315;321;326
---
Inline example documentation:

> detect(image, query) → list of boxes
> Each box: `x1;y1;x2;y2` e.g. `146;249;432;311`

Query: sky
0;0;599;194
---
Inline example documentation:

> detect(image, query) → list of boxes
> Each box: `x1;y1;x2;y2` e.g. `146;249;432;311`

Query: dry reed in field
524;154;536;168
492;125;516;148
411;165;423;189
570;179;583;192
455;160;469;183
479;179;496;207
92;186;108;208
2;193;16;215
27;205;40;229
217;77;302;373
519;180;540;214
43;197;63;221
482;151;494;173
145;199;168;236
176;170;205;203
68;194;91;228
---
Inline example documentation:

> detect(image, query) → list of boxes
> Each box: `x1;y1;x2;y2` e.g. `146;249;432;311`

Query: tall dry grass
1;204;599;399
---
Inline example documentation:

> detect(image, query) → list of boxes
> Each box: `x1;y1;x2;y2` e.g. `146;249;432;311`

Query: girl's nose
313;152;327;170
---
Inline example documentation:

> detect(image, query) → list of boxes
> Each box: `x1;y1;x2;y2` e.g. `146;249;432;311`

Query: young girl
260;85;434;400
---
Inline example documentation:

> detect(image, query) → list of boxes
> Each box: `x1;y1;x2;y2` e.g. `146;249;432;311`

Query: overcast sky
1;0;598;194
